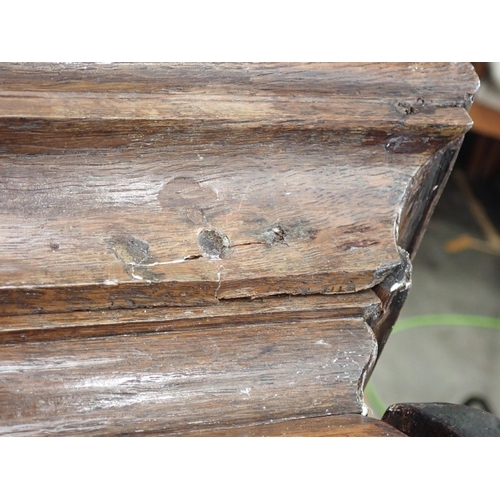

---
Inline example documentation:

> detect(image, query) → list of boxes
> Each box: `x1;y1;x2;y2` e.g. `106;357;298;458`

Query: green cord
392;315;500;333
365;314;500;417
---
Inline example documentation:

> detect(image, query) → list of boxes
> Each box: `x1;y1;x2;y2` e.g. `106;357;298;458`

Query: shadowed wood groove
0;290;380;345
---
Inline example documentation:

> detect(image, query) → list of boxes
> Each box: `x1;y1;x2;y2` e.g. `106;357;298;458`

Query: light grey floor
368;171;500;418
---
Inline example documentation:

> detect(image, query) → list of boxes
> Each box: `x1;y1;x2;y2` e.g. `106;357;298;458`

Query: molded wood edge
0;318;377;436
0;290;380;345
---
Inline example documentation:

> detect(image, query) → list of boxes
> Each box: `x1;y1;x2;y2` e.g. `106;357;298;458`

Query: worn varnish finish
0;64;478;436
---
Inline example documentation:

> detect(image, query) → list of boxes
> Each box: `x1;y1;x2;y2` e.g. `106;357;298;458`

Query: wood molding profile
0;63;478;436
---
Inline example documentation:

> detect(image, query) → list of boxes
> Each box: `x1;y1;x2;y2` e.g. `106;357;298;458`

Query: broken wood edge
398;136;467;259
0;265;395;318
368;247;412;354
367;135;469;357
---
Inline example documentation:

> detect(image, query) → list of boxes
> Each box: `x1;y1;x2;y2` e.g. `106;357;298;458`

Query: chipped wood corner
368;132;471;359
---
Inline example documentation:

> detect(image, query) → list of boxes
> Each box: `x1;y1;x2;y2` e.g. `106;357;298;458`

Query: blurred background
367;62;500;418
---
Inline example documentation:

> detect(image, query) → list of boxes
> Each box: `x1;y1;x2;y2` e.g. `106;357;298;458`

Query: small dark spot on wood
396;102;414;115
112;236;151;264
262;225;288;246
110;236;164;281
198;229;230;259
49;242;60;250
396;98;434;117
338;223;372;234
339;240;378;251
184;254;203;261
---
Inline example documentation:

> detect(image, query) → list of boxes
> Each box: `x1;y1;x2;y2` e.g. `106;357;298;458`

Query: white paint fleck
239;387;251;396
315;339;331;346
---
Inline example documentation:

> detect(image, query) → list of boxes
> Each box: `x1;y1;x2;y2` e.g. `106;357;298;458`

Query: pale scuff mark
315;339;331;346
214;265;224;299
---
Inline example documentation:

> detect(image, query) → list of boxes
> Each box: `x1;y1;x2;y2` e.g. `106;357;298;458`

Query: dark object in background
382;402;500;436
463;396;494;413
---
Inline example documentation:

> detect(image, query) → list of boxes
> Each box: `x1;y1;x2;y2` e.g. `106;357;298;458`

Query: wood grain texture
1;147;423;315
0;63;478;435
0;63;476;318
0;290;380;345
0;318;376;436
164;414;406;437
0;62;478;102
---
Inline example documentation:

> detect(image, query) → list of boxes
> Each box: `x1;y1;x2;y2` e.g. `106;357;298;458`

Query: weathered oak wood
0;63;478;435
0;62;477;103
0;147;421;315
164;414;406;437
0;318;376;436
0;290;379;345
